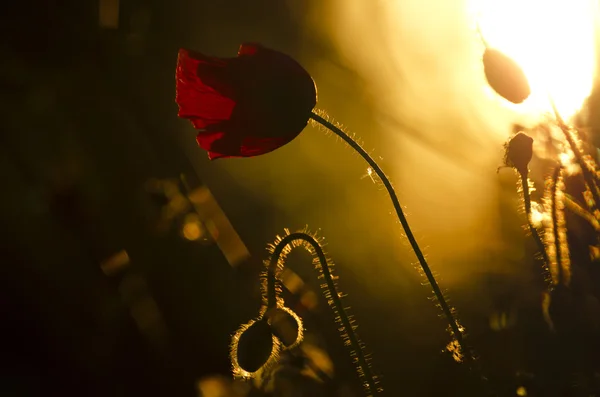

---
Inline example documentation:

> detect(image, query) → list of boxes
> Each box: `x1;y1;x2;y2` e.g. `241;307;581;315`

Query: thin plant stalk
475;20;490;48
519;170;552;279
266;232;379;396
564;195;600;232
550;165;565;285
549;98;600;209
309;111;467;357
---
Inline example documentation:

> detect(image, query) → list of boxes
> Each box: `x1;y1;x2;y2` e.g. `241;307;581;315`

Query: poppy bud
232;318;279;377
505;132;534;174
483;48;531;104
266;306;303;349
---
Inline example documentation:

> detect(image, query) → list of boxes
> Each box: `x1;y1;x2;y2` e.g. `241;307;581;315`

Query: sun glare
474;0;598;120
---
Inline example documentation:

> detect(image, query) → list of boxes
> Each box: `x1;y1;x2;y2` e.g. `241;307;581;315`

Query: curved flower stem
309;111;467;358
266;232;378;396
519;170;551;283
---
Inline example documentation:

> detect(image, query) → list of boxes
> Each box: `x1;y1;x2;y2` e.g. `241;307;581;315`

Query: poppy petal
176;44;317;159
197;128;245;159
240;135;295;157
198;130;295;159
238;43;260;56
195;130;226;154
176;49;236;129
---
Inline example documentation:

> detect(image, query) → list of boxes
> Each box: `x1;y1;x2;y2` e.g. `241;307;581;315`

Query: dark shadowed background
2;0;600;396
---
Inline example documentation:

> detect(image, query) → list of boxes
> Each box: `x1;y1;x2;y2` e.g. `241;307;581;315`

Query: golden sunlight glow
474;0;598;120
530;201;548;228
517;386;528;396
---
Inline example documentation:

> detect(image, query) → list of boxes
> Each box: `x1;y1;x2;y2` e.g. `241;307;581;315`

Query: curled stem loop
266;231;379;396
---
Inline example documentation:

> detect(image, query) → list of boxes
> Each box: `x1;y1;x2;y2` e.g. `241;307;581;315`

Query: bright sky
474;0;598;121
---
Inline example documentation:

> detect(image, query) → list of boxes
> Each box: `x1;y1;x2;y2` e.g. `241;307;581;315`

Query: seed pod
483;48;531;104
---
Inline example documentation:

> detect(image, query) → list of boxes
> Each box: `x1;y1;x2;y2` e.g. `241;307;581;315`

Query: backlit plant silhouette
174;32;600;393
230;228;380;396
492;46;600;393
175;43;473;394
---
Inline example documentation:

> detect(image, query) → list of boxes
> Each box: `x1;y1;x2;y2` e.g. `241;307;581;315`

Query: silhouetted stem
309;111;467;357
549;99;600;210
564;195;600;232
475;20;490;48
550;165;564;285
519;171;551;282
266;232;378;396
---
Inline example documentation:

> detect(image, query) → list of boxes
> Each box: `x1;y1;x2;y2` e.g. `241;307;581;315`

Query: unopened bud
504;132;534;175
483;48;531;104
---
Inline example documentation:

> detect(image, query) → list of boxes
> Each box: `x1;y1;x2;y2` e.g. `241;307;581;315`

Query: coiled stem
266;231;379;396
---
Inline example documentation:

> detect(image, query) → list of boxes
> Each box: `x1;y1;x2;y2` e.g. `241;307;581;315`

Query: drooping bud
483;48;531;104
266;306;303;349
231;318;279;378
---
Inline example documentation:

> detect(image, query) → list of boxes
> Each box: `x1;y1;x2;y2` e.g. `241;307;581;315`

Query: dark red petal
196;128;245;160
207;151;229;160
175;49;236;129
198;128;296;160
195;130;226;153
240;135;295;157
238;43;260;56
226;43;317;138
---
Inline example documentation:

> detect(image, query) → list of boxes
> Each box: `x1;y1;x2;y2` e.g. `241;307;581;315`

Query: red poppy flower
176;43;317;160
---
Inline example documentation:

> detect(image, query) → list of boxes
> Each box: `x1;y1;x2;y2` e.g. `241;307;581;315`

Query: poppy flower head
176;43;317;159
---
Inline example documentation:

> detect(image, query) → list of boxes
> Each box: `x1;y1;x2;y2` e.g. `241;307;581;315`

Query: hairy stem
266;232;378;396
519;171;551;284
564;195;600;232
550;165;564;285
550;100;600;210
309;111;466;357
